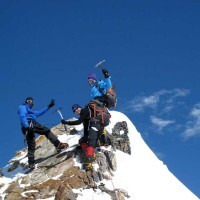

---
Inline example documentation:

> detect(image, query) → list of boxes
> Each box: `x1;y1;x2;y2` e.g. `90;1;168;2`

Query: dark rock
55;182;78;200
7;161;20;172
111;121;131;155
2;120;132;200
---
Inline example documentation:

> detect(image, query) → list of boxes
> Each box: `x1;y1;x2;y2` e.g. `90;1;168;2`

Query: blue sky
0;0;200;197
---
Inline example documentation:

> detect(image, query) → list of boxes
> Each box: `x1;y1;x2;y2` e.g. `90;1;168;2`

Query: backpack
88;100;111;127
95;82;117;108
105;85;117;108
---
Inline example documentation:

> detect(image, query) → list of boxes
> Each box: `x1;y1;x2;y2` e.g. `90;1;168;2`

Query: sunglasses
27;100;34;104
88;79;96;84
72;107;78;113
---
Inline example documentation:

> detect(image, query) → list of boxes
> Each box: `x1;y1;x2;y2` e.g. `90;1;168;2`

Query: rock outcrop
2;121;130;200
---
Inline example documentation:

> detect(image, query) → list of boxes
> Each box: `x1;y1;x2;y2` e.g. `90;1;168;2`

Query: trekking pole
53;107;68;134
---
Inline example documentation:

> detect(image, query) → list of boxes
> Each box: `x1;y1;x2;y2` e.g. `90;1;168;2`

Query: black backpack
88;100;111;127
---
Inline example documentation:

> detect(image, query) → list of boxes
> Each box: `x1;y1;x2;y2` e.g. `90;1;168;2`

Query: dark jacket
64;107;92;135
66;107;92;125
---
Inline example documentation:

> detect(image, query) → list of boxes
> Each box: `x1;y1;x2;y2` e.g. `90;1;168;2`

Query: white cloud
126;88;189;113
161;105;174;113
129;95;159;112
190;104;200;117
182;103;200;139
173;88;190;97
150;116;175;131
155;88;189;98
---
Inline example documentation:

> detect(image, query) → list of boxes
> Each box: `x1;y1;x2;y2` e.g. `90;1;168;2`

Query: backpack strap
93;103;97;118
88;102;106;124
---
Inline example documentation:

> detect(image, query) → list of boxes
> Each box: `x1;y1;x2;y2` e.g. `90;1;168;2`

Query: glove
102;68;110;78
25;127;33;132
48;99;55;109
61;119;69;125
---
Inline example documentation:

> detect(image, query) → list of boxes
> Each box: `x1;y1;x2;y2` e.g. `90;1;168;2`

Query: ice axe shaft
53;107;64;118
94;59;106;68
57;109;64;119
53;108;68;133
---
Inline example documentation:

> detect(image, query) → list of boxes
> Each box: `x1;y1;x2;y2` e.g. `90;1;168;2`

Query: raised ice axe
94;59;106;68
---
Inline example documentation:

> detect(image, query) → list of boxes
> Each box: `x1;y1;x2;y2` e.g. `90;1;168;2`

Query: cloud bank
126;88;189;113
182;103;200;139
123;88;200;137
150;116;175;132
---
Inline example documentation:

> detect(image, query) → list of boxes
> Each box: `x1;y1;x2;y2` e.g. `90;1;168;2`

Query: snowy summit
0;111;199;200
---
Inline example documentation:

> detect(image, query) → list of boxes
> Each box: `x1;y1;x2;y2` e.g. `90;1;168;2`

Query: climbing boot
82;155;96;171
29;163;35;169
56;142;69;152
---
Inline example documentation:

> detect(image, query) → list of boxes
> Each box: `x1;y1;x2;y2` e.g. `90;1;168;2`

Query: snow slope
107;111;199;200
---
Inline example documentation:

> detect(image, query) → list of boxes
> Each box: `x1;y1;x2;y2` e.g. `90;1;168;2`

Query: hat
72;104;81;113
87;73;97;80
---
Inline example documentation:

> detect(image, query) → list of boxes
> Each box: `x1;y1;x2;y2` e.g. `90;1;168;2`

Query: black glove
48;99;55;109
25;127;33;132
102;68;110;78
61;119;69;124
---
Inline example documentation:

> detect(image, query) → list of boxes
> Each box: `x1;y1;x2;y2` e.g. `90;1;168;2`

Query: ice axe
53;107;68;133
94;59;106;69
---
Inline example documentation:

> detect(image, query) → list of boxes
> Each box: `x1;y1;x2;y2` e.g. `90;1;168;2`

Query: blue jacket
18;103;49;128
90;77;112;99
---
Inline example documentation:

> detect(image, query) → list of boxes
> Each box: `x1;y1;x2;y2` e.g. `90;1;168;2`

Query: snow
21;190;39;198
0;111;199;200
73;188;112;200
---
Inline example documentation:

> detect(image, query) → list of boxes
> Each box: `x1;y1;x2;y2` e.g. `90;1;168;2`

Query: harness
88;100;111;126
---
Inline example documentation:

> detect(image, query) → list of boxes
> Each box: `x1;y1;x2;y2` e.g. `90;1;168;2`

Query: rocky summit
1;120;130;200
1;111;199;200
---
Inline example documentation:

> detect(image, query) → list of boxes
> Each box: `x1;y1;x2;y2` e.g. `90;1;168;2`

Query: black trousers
79;119;104;147
22;120;60;164
88;118;104;147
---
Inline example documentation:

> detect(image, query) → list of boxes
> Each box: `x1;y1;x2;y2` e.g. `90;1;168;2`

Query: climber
87;68;116;108
18;97;68;169
61;103;111;170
